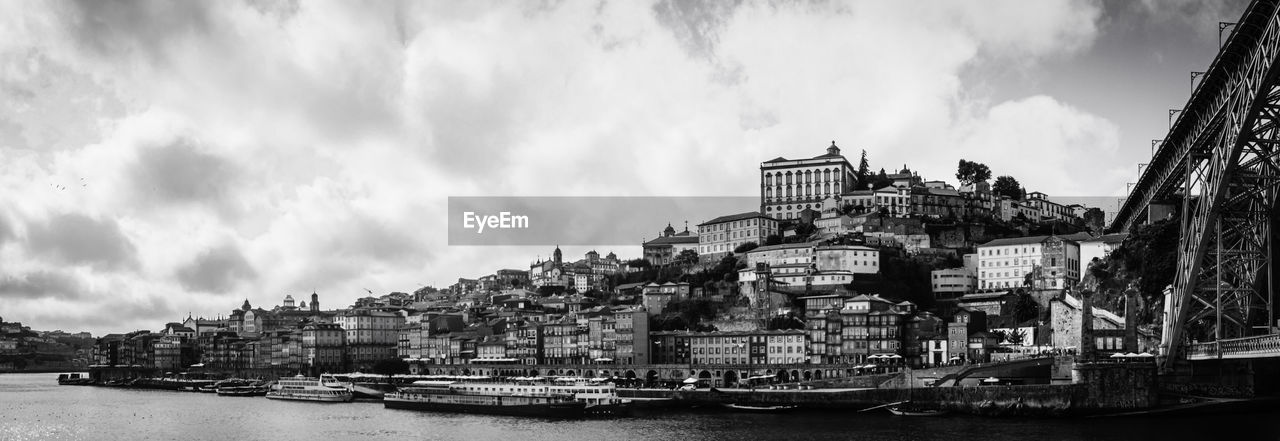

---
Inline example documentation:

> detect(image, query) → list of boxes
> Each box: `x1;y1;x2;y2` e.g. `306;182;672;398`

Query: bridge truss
1110;0;1280;368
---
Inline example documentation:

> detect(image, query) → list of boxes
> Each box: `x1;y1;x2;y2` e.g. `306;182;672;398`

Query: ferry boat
265;374;353;402
542;377;634;416
384;380;586;418
57;373;92;385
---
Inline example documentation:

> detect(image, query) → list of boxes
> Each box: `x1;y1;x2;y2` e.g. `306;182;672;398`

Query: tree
856;149;871;190
764;234;783;246
993;175;1024;200
871;168;894;189
955;159;992;186
674;249;700;267
734;242;759;254
1012;293;1040;323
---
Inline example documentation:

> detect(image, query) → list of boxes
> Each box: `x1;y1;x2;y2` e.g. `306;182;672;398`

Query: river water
2;373;1277;441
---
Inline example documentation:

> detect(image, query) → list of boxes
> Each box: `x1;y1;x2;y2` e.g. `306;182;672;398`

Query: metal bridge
1109;0;1280;367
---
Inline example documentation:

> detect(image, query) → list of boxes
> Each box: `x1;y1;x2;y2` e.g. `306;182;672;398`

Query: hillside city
2;142;1161;384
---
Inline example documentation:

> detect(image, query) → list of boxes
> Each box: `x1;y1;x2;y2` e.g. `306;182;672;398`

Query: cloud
175;243;256;293
0;270;83;300
129;136;241;213
25;213;137;270
0;0;1129;335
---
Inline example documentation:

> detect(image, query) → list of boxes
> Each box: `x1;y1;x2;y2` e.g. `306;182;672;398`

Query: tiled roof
699;211;772;226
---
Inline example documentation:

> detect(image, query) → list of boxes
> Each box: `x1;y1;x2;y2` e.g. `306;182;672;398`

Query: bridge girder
1123;0;1280;370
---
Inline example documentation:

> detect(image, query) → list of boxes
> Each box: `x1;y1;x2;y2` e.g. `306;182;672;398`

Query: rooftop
699;211;773;226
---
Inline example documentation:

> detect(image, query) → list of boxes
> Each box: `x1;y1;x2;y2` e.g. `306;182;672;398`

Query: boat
265;374;353;402
543;377;634;416
384;379;586;418
217;379;268;397
721;403;799;413
57;373;92;385
886;403;949;416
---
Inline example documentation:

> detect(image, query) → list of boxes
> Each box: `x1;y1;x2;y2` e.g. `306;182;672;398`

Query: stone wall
1070;362;1158;409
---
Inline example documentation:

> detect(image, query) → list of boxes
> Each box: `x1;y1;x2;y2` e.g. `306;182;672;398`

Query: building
1077;233;1128;280
335;308;404;370
688;330;807;366
697;212;779;262
1023;192;1076;223
976;235;1081;290
930;268;977;299
301;322;346;375
641;282;690;314
611;306;650;365
642;224;699;266
737;243;879;302
760;141;858;221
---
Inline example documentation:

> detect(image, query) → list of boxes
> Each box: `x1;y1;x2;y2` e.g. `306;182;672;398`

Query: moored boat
384;380;585;418
721;403;798;413
57;373;92;385
886;404;949;416
265;374;353;402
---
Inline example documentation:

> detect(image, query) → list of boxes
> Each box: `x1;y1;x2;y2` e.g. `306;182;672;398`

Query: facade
1077;233;1128;280
335;308;404;370
611;306;650;365
760;142;858;221
689;330;807;366
976;235;1081;290
642;224;698;266
738;243;879;302
930;268;977;299
302;323;346;374
641;282;690;314
697;212;779;262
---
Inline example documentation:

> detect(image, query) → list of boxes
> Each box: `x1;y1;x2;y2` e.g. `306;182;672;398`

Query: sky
0;0;1252;335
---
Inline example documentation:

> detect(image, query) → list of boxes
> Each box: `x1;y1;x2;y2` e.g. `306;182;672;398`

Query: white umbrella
1109;353;1126;358
888;354;902;359
867;354;882;359
1135;353;1155;358
683;377;700;384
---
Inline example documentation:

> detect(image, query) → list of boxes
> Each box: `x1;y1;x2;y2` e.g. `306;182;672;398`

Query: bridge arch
724;370;738;386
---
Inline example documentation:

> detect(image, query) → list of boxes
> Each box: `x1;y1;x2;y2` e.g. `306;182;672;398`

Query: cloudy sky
0;0;1250;335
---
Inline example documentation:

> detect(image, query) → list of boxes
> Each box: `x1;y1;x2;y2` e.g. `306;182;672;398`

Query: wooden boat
721;403;798;413
886;405;949;416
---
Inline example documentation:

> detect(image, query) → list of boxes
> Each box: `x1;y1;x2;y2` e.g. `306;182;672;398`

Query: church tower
553;246;562;266
310;292;319;312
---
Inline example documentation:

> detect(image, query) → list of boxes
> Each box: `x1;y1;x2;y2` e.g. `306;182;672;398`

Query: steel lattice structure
1109;0;1280;368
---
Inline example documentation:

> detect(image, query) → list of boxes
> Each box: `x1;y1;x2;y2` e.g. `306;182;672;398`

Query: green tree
734;242;759;254
993;175;1024;200
955;159;992;186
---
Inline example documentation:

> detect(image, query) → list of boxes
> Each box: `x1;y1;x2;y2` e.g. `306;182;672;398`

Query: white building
697;212;779;262
931;268;977;299
759;142;858;221
1077;233;1128;280
737;243;879;300
976;235;1082;290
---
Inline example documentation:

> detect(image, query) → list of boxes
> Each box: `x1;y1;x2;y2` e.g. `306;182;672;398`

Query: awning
189;363;205;367
683;377;700;384
982;377;1000;383
593;358;613;362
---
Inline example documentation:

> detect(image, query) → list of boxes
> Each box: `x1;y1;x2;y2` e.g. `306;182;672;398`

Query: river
2;373;1277;441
